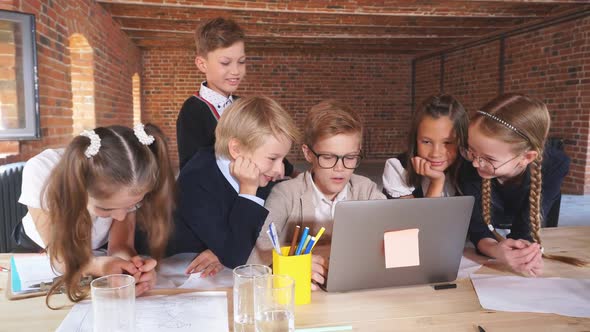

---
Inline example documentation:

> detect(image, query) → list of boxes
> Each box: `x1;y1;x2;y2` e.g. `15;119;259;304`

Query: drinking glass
91;274;136;332
254;274;295;332
233;264;272;332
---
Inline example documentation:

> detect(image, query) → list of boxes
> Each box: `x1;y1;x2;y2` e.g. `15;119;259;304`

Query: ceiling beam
100;4;539;28
97;0;581;17
116;18;499;38
134;38;435;53
96;1;587;53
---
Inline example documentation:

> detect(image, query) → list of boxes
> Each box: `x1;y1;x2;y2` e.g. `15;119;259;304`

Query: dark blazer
176;96;218;170
168;147;270;268
459;144;570;247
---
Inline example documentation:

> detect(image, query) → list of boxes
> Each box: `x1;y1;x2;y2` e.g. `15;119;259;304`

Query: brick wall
416;42;501;113
414;57;440;113
504;17;590;194
444;42;500;115
0;0;141;165
414;16;590;194
142;48;412;170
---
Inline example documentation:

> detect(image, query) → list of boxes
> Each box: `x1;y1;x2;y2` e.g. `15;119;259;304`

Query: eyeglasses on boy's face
459;146;521;175
308;147;363;169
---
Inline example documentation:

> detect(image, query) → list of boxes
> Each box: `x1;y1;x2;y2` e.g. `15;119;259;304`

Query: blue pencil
295;227;309;255
303;236;316;254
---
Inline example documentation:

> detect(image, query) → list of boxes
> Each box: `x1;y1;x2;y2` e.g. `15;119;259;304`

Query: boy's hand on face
411;156;445;181
231;156;260;196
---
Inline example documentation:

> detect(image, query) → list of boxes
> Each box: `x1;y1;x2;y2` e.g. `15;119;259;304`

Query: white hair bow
134;123;155;146
79;130;101;158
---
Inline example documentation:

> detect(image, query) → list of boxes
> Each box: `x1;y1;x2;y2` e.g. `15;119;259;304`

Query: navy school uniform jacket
459;144;570;248
168;147;272;268
176;96;218;170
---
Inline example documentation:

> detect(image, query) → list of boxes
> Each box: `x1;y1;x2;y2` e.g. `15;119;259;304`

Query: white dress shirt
199;81;234;116
308;172;349;223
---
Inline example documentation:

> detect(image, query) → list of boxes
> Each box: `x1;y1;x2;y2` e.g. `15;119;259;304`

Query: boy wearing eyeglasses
248;100;384;290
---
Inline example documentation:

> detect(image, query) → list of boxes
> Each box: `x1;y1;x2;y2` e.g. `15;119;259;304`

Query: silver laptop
326;196;474;292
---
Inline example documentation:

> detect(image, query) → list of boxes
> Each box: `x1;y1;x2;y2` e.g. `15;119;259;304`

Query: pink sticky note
383;228;420;269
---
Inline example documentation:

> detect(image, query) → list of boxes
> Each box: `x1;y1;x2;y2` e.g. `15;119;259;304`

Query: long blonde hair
45;124;175;307
473;93;585;267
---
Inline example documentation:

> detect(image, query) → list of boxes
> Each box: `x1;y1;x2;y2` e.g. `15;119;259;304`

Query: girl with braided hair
459;93;585;277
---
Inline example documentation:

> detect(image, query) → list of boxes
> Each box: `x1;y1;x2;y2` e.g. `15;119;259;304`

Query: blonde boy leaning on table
247;100;385;290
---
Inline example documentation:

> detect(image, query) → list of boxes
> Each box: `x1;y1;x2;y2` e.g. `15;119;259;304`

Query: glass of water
91;274;135;332
233;264;272;332
254;274;295;332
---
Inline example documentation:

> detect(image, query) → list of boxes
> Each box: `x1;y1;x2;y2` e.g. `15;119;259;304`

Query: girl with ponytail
459;93;586;277
15;124;174;307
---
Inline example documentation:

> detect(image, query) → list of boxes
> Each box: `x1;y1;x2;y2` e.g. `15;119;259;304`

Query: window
69;33;95;135
132;73;141;124
0;10;40;140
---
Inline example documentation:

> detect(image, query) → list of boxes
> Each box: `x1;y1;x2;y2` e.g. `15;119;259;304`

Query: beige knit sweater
247;171;385;265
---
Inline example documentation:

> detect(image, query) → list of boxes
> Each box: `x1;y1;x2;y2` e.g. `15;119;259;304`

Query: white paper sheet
155;253;234;289
155;253;197;288
471;273;590;318
179;269;234;289
56;291;229;332
456;256;483;280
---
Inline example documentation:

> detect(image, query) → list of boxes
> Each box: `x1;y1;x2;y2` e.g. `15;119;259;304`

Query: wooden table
1;227;589;331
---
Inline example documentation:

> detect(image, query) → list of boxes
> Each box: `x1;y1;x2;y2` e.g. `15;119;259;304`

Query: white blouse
382;157;456;198
19;148;113;249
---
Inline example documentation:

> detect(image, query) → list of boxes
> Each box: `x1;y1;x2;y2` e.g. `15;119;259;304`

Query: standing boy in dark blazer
176;17;295;176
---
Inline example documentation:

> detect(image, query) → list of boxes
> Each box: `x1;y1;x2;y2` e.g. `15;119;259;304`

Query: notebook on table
6;254;60;300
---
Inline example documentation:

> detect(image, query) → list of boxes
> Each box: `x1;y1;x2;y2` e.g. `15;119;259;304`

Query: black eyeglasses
459;146;522;175
308;147;362;169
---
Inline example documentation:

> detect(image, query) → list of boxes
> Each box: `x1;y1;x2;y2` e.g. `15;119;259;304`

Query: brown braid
529;153;586;266
482;178;504;241
528;155;543;245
